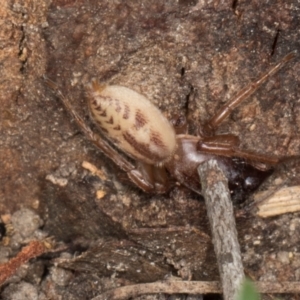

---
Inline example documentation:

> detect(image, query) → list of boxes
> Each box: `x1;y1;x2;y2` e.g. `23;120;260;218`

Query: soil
0;0;300;299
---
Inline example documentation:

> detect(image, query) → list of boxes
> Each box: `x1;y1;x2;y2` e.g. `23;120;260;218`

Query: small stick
91;281;221;300
197;159;244;300
0;240;48;286
91;280;300;300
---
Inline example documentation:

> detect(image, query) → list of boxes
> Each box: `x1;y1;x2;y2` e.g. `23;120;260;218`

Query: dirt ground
1;0;300;299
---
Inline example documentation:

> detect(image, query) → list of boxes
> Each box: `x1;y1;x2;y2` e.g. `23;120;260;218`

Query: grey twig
197;159;244;300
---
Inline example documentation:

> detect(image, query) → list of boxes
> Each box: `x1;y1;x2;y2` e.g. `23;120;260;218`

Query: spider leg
197;136;279;168
128;162;169;193
44;77;135;172
44;77;169;193
204;51;296;135
200;134;240;147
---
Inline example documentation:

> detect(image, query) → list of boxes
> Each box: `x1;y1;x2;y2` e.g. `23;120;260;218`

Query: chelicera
45;52;295;202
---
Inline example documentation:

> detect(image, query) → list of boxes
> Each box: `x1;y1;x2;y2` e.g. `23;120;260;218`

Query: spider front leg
203;51;296;135
198;121;279;169
197;135;279;170
44;77;169;193
197;52;296;167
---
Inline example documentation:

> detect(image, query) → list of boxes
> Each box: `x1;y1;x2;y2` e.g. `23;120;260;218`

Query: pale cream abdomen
86;80;177;165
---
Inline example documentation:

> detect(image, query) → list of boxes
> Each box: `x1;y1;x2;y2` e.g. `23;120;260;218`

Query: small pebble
2;282;38;300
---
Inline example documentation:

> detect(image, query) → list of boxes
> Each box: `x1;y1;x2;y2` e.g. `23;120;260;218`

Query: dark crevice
18;23;27;73
232;0;238;10
15;21;27;105
203;295;223;300
182;84;194;133
0;223;6;241
180;67;185;77
185;84;194;112
271;29;280;56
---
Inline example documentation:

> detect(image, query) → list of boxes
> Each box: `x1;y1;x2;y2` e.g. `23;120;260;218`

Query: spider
45;51;296;202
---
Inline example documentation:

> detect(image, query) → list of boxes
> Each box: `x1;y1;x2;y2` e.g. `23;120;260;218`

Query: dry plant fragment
255;185;300;217
0;240;49;286
96;189;107;199
91;280;300;300
82;161;107;181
